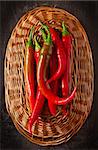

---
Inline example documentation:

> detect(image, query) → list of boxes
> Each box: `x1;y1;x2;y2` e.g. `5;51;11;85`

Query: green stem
40;22;51;45
41;29;47;42
62;21;69;36
34;36;41;51
29;26;34;40
26;26;34;48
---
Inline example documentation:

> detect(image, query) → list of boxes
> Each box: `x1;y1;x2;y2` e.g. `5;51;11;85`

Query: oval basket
4;6;94;146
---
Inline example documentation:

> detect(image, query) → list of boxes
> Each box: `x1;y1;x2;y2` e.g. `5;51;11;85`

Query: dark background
1;1;98;150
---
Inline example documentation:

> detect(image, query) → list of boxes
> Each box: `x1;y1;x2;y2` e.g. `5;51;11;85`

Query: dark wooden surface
1;1;98;150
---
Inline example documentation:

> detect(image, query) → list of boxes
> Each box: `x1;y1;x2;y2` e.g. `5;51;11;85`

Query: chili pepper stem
34;35;41;51
26;26;34;48
62;21;69;36
40;22;52;45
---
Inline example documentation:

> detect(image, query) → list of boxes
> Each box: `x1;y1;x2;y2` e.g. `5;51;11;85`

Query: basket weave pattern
4;7;94;146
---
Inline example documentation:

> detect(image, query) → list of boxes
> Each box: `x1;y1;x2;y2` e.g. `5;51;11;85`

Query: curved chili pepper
37;24;76;106
28;36;46;134
47;27;66;84
25;27;35;112
40;26;57;116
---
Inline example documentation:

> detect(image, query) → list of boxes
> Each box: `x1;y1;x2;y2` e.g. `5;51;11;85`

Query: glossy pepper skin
47;27;66;84
37;24;76;106
25;27;35;112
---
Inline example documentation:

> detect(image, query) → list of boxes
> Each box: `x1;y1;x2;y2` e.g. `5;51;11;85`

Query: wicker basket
4;6;94;146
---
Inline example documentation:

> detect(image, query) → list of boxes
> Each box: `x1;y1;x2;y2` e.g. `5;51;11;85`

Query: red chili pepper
61;22;72;114
47;26;75;111
25;27;35;112
34;36;40;64
28;87;45;134
62;22;72;95
47;27;66;84
28;36;46;134
37;24;76;107
48;44;58;116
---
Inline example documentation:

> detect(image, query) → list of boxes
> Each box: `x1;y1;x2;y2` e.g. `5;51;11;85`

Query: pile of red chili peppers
25;22;76;134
